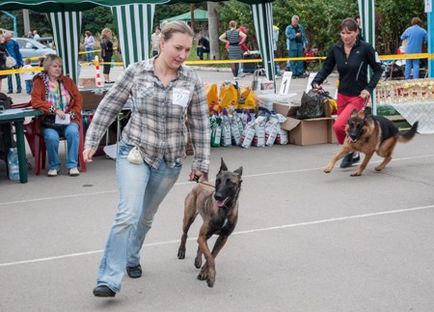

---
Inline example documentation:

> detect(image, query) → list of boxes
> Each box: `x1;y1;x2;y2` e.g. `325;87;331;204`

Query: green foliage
82;7;114;36
376;0;425;54
218;0;425;56
0;10;51;37
3;0;425;59
155;3;192;26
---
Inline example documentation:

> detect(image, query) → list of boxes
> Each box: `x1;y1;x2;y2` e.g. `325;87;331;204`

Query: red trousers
333;93;365;144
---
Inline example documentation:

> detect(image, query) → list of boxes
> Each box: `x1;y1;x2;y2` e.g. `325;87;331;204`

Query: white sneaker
68;167;80;177
47;169;59;177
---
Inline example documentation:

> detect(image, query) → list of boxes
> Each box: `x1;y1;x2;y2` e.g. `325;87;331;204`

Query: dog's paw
197;269;208;281
194;256;202;269
206;277;215;288
324;167;332;173
350;171;362;177
374;165;384;172
177;248;185;259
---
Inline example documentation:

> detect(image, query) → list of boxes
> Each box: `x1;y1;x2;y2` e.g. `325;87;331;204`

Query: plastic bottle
7;148;20;182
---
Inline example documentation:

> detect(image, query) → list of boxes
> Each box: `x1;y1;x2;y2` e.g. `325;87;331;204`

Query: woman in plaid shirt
84;21;210;298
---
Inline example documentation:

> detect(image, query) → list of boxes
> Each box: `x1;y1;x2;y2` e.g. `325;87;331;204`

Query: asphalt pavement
1;65;434;312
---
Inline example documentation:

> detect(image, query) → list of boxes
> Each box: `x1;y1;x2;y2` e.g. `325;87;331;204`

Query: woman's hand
56;109;66;119
83;148;96;163
312;83;322;90
189;170;208;182
360;89;371;99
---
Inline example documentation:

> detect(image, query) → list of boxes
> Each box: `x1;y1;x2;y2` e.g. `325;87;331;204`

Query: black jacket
312;39;383;96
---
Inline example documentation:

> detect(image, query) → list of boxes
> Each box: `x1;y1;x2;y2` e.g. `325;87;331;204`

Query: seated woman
31;54;83;177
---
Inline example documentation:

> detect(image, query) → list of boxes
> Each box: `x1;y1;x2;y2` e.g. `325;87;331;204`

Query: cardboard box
288;118;331;145
327;116;338;144
273;102;334;145
80;89;107;110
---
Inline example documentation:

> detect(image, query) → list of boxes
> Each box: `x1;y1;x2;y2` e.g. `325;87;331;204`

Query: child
22;58;35;94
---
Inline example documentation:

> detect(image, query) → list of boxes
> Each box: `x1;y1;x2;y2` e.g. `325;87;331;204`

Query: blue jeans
7;68;21;93
287;44;305;76
42;122;79;170
96;140;182;292
25;80;33;94
85;47;94;62
404;59;420;79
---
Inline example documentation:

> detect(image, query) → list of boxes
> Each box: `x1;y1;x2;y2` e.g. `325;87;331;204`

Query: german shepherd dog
177;158;242;288
324;109;418;176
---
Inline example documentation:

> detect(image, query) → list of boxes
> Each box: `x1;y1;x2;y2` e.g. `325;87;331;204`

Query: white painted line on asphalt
1;153;434;207
1;204;433;268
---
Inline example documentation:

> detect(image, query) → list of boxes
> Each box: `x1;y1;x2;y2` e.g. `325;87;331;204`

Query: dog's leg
210;220;236;259
351;151;374;176
324;147;351;173
197;226;216;287
177;197;198;259
375;138;396;172
194;247;203;268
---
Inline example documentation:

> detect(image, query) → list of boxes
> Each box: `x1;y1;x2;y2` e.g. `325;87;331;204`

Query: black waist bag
41;114;67;130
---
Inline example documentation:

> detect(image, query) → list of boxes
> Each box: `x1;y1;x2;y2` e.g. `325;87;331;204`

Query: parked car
35;36;55;49
13;37;56;64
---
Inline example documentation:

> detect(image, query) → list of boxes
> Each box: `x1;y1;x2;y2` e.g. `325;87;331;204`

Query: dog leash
361;96;370;112
193;176;215;188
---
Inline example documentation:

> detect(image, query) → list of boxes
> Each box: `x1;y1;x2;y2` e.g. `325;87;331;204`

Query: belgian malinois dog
177;158;242;288
324;109;418;176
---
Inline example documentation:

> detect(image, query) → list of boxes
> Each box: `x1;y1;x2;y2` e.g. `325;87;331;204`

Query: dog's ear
234;166;243;177
350;109;358;118
219;157;228;173
358;110;366;119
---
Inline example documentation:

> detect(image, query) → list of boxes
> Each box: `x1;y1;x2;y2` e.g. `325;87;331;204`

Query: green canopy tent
162;8;208;23
112;4;156;67
0;0;165;82
0;0;276;84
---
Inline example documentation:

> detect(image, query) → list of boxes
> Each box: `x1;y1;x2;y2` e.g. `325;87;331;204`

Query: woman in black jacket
0;34;8;90
312;18;383;168
100;28;114;84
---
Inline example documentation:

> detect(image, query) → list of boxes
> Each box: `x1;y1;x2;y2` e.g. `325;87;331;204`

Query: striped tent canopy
0;0;168;12
112;4;156;67
0;0;276;82
0;0;168;81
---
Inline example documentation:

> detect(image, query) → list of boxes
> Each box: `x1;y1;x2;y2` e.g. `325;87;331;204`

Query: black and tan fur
324;109;418;176
177;158;242;287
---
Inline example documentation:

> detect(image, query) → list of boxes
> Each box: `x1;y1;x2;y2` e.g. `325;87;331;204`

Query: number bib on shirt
173;88;190;107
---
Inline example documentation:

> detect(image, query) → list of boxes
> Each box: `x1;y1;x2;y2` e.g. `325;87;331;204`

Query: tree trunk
190;4;195;32
207;1;220;60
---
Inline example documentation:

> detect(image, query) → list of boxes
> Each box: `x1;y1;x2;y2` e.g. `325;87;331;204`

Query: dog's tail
398;121;418;143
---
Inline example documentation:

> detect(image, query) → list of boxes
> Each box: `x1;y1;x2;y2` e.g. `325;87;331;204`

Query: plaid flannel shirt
84;58;210;172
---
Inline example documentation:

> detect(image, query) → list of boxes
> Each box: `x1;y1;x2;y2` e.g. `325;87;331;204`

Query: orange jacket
31;74;82;123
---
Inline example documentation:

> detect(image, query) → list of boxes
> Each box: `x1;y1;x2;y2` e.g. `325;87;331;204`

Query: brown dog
324;109;418;176
177;158;242;287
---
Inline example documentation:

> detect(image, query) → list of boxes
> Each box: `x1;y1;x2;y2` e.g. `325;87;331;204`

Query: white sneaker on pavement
68;167;80;177
47;169;59;177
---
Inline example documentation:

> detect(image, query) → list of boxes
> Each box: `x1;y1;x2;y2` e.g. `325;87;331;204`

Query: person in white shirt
22;58;35;94
84;31;96;63
32;30;40;40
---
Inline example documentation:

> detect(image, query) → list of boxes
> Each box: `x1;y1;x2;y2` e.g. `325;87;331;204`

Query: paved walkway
3;63;433;312
1;135;434;311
